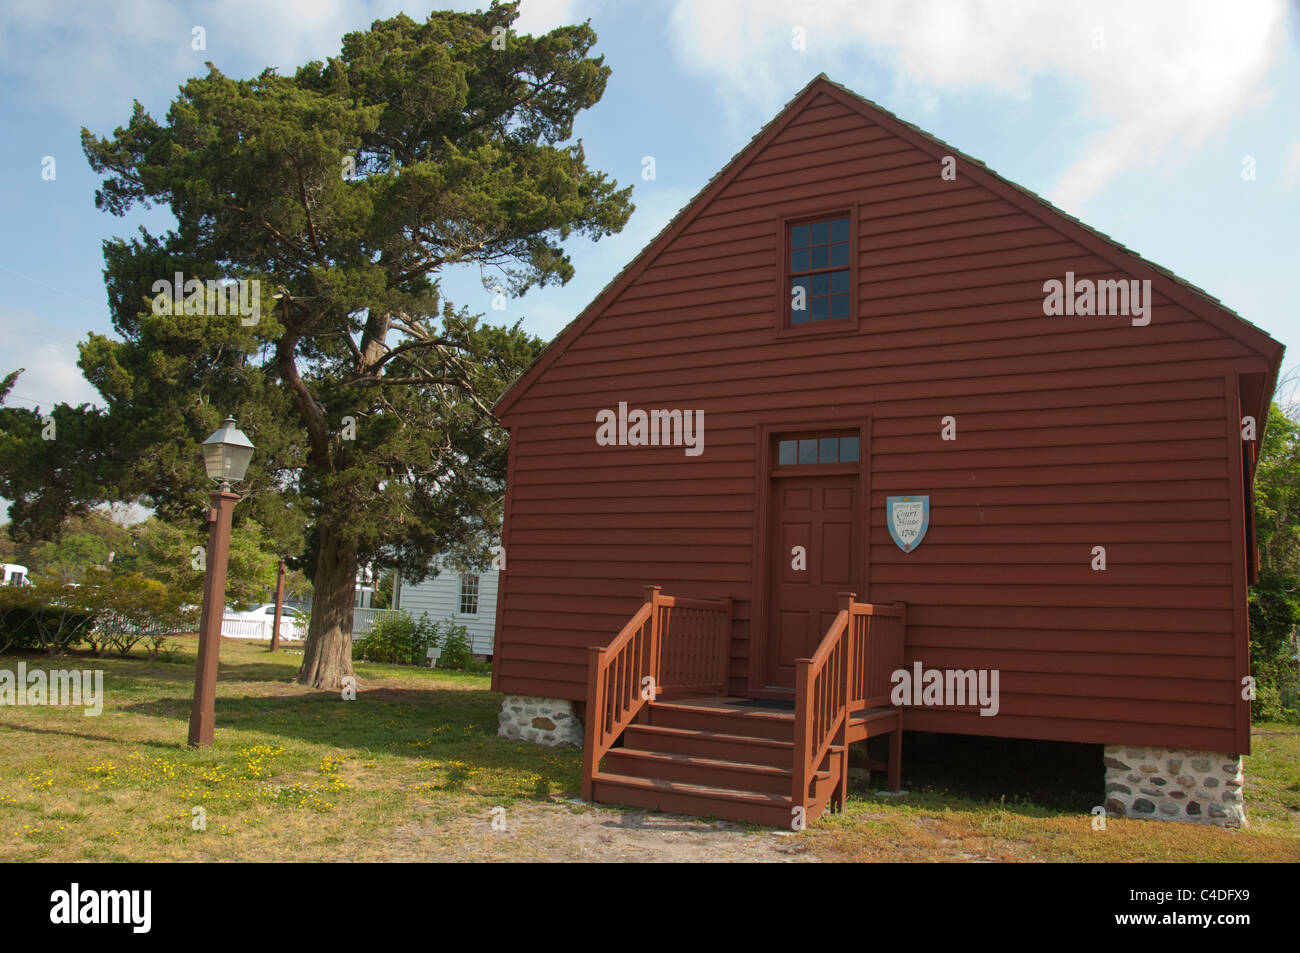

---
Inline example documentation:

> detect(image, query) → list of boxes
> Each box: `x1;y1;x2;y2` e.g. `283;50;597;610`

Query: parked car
221;603;307;641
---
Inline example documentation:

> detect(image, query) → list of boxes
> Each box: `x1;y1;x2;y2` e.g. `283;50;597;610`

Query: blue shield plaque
887;496;930;553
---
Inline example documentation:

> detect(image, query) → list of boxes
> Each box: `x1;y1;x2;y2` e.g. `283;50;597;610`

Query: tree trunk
297;522;358;691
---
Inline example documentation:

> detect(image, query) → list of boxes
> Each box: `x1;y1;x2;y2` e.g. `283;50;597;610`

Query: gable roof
494;74;1284;420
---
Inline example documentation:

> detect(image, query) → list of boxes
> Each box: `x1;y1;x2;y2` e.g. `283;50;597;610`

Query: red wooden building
489;75;1282;827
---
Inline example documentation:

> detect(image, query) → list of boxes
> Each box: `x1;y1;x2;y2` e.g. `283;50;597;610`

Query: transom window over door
777;434;859;466
789;215;851;326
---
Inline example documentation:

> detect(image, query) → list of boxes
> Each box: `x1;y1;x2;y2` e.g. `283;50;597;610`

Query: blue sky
1;0;1298;414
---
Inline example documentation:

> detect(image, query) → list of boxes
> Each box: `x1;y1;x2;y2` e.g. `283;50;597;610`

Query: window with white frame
459;573;480;615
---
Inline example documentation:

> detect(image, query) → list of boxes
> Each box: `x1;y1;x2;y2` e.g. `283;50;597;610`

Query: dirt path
385;799;820;862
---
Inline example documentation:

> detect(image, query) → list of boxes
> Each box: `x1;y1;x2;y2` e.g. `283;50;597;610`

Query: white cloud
514;0;585;34
667;0;1285;212
0;307;100;410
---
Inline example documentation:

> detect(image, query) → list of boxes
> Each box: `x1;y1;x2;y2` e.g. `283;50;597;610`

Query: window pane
791;224;810;248
460;574;479;614
810;245;829;269
798;439;818;464
839;436;859;462
831;270;850;293
791;307;809;325
830;243;849;268
810;220;829;245
778;440;797;465
819;437;839;463
831;217;850;242
810;297;829;320
830;294;849;319
791;248;809;272
810;272;829;295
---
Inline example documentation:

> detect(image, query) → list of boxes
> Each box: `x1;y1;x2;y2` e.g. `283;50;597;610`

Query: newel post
582;645;607;802
836;592;856;811
839;591;857;706
644;585;663;696
793;657;813;808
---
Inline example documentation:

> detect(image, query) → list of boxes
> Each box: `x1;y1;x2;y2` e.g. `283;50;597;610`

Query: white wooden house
395;559;499;658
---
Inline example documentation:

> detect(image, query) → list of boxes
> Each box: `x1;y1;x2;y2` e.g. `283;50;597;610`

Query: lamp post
269;559;286;653
188;416;254;748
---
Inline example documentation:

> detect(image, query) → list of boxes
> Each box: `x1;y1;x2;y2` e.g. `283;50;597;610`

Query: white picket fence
220;615;306;641
218;608;397;641
352;607;398;639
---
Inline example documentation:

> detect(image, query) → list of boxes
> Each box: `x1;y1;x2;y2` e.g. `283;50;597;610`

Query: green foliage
351;610;478;669
78;568;199;658
0;575;98;655
1250;403;1300;722
372;569;396;609
435;621;478;671
0;510;131;582
352;609;438;666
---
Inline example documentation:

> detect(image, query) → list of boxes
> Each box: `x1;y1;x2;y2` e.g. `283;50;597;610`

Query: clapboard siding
399;564;499;656
491;80;1280;753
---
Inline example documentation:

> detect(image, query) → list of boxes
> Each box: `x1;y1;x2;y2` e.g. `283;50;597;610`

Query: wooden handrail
582;586;732;800
793;593;907;815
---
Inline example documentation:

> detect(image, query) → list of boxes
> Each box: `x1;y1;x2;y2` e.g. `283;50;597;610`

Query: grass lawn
0;638;1296;862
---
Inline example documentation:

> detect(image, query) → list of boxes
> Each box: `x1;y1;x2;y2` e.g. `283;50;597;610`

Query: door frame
748;416;872;697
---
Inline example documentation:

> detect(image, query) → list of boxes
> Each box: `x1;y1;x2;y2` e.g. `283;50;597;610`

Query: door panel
766;474;859;689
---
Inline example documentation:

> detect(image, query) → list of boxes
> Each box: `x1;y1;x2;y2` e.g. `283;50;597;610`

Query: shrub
351;612;485;669
352;610;439;666
436;621;475;669
0;576;98;655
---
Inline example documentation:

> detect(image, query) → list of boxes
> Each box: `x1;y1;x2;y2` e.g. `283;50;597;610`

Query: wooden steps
588;698;840;827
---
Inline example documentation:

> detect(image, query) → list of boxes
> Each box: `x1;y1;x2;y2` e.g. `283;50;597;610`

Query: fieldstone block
496;695;584;748
1103;745;1245;827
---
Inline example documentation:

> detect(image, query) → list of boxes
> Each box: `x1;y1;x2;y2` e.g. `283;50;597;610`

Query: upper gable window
789;215;851;326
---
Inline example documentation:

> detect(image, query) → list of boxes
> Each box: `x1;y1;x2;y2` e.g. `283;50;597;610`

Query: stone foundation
497;695;584;747
1103;745;1246;827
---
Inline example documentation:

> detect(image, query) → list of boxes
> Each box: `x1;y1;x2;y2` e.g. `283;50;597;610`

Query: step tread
593;771;793;806
610;747;793;777
625;723;794;749
651;700;796;722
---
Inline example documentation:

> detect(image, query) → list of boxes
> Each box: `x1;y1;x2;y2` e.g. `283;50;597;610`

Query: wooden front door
765;473;859;689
